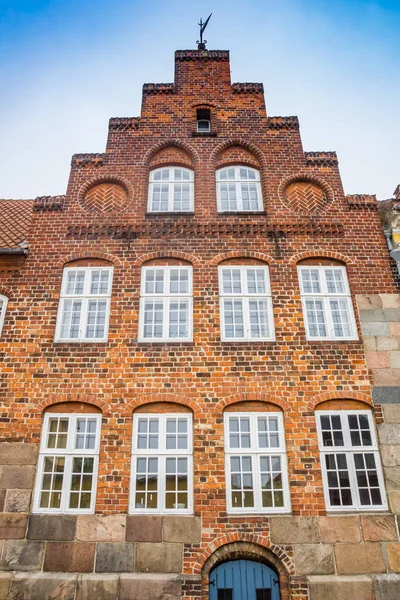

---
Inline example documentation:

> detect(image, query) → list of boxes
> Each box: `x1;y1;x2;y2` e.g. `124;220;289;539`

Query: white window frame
224;412;291;514
218;266;275;342
33;412;101;514
55;266;113;343
216;166;263;212
298;265;358;341
316;410;387;512
139;265;193;343
130;413;193;514
147;167;194;213
0;295;8;336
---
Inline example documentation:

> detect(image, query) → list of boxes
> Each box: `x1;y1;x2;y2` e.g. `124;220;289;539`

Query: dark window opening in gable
197;108;211;133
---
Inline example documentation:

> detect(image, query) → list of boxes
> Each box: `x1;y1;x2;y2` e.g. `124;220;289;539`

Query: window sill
221;338;276;344
227;509;291;516
218;211;266;216
305;337;359;343
137;340;194;345
191;131;218;137
53;339;108;344
145;212;194;217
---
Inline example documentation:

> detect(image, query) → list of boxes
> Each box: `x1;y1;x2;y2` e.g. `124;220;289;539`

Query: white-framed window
219;266;274;341
224;412;290;514
298;265;357;341
0;295;8;336
55;266;113;342
130;413;193;514
216;166;263;212
316;410;387;511
139;266;193;342
148;167;194;213
33;412;101;514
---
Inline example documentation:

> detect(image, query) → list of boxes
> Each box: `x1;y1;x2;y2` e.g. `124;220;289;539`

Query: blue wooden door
209;559;280;600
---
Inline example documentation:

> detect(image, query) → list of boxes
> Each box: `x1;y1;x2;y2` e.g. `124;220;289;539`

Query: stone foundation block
136;542;182;573
43;542;95;573
8;572;77;600
0;491;5;513
380;294;400;309
270;516;320;544
0;513;27;539
0;541;44;571
0;443;38;466
76;574;119;600
383;404;400;423
387;543;400;572
335;543;386;574
361;322;389;336
361;515;397;541
379;424;400;445
294;543;334;575
384;466;400;490
126;515;162;542
0;466;35;490
356;295;383;310
27;514;76;541
76;514;126;542
4;490;31;513
374;369;400;386
163;516;201;543
319;516;361;543
0;573;11;600
308;575;373;600
119;573;181;600
95;542;134;573
381;445;400;467
388;490;400;513
374;574;400;600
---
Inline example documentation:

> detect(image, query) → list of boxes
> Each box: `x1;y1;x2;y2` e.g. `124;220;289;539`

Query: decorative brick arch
144;140;199;167
289;250;353;266
209;251;277;266
78;175;134;214
307;391;373;412
216;392;290;414
0;286;12;299
125;393;203;418
210;139;265;168
133;251;202;268
278;172;335;216
56;252;122;268
197;537;294;600
38;393;108;414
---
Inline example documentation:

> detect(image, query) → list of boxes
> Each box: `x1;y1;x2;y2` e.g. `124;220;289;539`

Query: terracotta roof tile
0;199;34;249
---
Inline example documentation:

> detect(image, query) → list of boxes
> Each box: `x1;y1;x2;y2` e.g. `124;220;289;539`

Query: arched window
298;262;357;340
148;167;194;213
224;409;290;513
0;295;8;336
130;410;193;514
316;408;387;510
139;264;193;342
216;166;263;212
55;264;113;342
33;411;101;513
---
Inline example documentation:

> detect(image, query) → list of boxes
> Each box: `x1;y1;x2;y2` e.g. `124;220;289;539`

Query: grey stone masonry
135;542;183;573
377;404;400;514
0;444;38;466
0;541;45;572
95;542;135;573
270;517;321;544
27;515;76;541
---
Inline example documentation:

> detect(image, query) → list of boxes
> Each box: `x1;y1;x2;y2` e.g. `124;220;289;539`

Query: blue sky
0;0;399;199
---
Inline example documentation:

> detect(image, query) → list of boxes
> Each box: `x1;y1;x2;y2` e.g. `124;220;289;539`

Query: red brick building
0;47;400;600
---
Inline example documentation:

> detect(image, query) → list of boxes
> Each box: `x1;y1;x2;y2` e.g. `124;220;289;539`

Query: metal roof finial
197;14;212;50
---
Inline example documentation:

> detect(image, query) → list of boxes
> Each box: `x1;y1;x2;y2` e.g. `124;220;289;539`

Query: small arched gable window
0;295;8;336
216;166;263;212
148;167;194;213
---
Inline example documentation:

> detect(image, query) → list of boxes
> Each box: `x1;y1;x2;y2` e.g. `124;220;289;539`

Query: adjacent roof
0;199;34;249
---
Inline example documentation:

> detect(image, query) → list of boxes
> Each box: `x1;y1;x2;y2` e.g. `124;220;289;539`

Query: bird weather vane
197;14;212;50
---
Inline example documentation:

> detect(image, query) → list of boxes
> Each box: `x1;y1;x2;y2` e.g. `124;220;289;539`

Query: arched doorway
209;559;280;600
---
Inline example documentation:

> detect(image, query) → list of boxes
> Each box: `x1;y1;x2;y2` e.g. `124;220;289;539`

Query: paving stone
383;404;400;423
76;514;126;542
0;540;45;571
126;515;162;542
357;295;383;310
8;572;77;600
0;573;11;600
27;514;76;540
380;445;400;467
308;575;374;600
0;513;27;539
361;322;389;337
163;516;201;543
119;574;181;600
361;515;397;541
95;542;134;573
388;490;400;513
319;516;361;543
76;574;119;600
378;424;400;445
4;490;31;512
270;516;320;544
374;574;400;600
387;543;400;572
0;490;5;512
335;543;386;574
380;294;400;309
136;542;182;573
44;542;95;573
0;466;35;490
293;543;334;575
0;443;38;466
384;466;400;490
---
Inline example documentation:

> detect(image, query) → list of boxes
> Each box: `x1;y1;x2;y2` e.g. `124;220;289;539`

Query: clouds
0;0;399;199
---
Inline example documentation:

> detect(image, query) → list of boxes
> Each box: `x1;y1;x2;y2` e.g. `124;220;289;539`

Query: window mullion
164;298;169;340
253;452;261;512
80;298;89;340
62;454;72;513
236;180;242;211
323;296;334;339
168;180;174;211
346;452;359;509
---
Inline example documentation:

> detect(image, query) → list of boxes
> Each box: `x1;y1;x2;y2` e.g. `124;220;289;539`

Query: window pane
258;417;280;448
354;453;382;506
165;457;188;509
143;300;164;339
219;182;237;211
66;270;85;295
305;299;327;337
320;414;344;447
39;456;65;509
301;269;321;294
329;298;352;338
135;456;158;510
60;300;82;339
249;299;269;338
325;269;345;294
325;453;353;507
145;270;164;295
223;300;244;338
86;300;107;339
169;300;189;339
90;270;110;295
230;455;254;509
